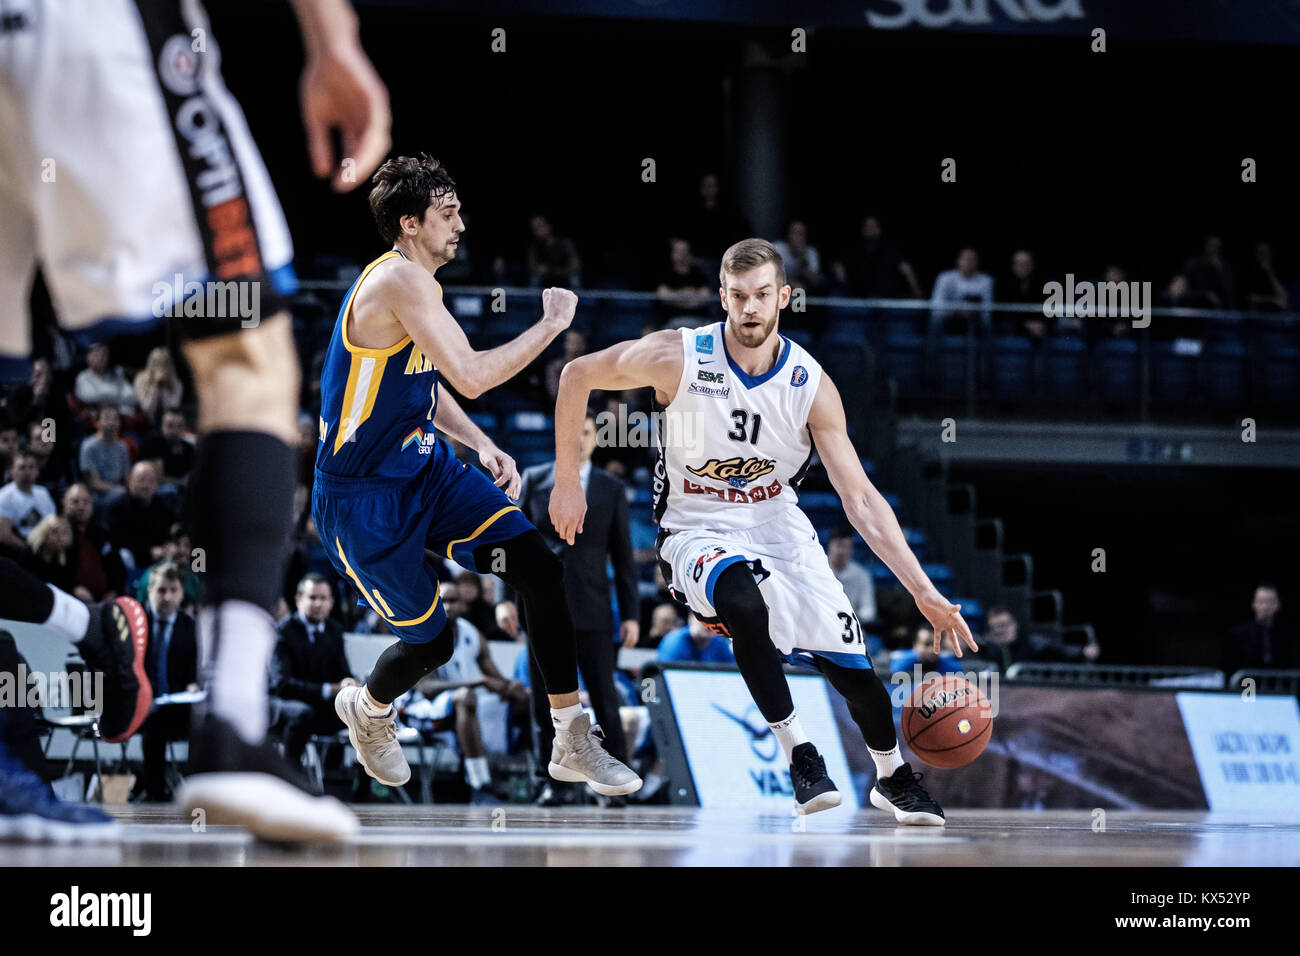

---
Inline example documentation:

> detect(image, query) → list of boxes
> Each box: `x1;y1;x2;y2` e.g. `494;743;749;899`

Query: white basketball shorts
658;506;871;670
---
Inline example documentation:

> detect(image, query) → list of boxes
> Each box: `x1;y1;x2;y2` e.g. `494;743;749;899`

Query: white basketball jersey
653;322;823;534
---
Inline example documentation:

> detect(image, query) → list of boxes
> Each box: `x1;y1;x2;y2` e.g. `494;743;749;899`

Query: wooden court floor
3;806;1298;866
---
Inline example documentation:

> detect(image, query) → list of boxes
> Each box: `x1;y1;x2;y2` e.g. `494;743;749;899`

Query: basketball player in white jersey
550;239;978;824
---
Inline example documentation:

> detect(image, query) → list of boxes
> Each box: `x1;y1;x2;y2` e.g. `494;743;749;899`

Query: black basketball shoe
76;597;151;743
870;762;946;826
178;714;357;843
791;742;843;815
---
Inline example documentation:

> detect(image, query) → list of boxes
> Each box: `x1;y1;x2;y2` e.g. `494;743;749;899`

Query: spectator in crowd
399;583;529;804
79;405;132;499
268;574;356;767
1160;273;1194;309
1094;263;1135;338
930;247;994;335
25;420;72;500
999;249;1049;339
141;409;195;505
1243;241;1288;311
494;600;526;643
526;214;582;288
132;346;184;426
1182;234;1234;309
6;358;64;440
545;330;586;403
23;514;78;596
655;237;713;325
657;615;736;664
827;524;876;629
1224;584;1295;673
889;625;964;677
62;482;123;602
0;450;57;553
774;220;823;293
132;562;198;802
104;461;175;573
0;423;17;481
979;606;1100;671
74;343;137;415
516;411;639;800
833;215;922;299
682;172;750;265
454;570;498;637
646;602;683;648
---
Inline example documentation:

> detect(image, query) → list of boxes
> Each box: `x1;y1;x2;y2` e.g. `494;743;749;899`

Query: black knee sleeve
476;531;577;696
187;431;296;612
711;562;793;724
366;619;455;704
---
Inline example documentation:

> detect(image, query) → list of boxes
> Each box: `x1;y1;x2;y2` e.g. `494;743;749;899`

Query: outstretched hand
916;590;979;658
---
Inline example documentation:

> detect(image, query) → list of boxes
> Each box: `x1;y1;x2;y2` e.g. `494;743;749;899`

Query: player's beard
729;310;778;349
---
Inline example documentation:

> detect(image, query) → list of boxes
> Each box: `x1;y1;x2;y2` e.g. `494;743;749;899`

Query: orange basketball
901;675;993;769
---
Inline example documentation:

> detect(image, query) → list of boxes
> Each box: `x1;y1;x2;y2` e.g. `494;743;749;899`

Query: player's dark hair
830;524;854;542
720;237;787;289
152;561;185;587
369;154;457;245
986;606;1012;620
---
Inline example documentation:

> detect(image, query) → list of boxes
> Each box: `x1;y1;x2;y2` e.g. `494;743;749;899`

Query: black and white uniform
0;0;295;368
654;322;869;669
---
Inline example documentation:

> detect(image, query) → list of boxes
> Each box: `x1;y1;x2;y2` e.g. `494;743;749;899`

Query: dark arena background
1;0;1297;933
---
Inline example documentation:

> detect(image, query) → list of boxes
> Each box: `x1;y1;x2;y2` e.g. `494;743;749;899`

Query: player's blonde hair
719;238;787;290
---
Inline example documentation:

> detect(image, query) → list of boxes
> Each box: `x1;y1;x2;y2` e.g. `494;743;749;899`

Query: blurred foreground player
314;156;640;798
551;239;977;823
0;0;390;841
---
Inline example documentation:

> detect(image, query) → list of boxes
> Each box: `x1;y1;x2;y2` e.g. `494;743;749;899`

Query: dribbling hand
916;590;979;658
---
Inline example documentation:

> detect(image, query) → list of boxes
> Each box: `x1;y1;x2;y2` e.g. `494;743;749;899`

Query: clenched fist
541;287;578;331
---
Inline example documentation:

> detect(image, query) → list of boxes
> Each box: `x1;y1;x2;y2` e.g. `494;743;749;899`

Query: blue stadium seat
824;309;869;343
1204;339;1247;407
921;562;954;592
883;331;924;399
935;335;969;400
467;411;498;434
1097;338;1139;405
991;336;1033;400
869;564;902;589
1043;336;1087;400
504;411;552;432
629;520;658;551
1153;341;1198;405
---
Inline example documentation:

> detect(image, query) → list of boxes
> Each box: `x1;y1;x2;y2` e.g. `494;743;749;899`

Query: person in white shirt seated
0;451;57;555
395;583;528;804
929;246;994;336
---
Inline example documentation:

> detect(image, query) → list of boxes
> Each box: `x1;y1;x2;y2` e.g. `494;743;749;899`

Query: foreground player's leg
177;317;356;842
819;659;945;826
0;557;150;744
477;531;640;796
336;627;457;787
711;563;841;814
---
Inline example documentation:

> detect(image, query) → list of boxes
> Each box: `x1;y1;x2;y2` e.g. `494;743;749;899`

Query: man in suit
134;560;198;801
269;574;355;765
516;412;639;804
1225;584;1295;674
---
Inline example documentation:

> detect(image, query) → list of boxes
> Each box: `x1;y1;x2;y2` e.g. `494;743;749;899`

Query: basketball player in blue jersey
550;239;976;823
312;155;640;797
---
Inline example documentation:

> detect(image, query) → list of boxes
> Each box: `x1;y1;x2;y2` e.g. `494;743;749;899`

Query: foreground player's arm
808;374;978;657
386;266;574;400
548;331;683;544
291;0;391;192
432;388;520;499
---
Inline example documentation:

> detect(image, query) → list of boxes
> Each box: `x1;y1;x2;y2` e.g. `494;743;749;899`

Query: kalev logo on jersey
688;456;776;488
401;427;437;455
696;334;714;354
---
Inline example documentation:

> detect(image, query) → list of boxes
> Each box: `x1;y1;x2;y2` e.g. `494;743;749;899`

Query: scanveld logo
866;0;1085;29
50;886;151;936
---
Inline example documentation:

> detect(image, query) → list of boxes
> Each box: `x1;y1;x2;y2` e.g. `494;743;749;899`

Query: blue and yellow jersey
315;250;451;480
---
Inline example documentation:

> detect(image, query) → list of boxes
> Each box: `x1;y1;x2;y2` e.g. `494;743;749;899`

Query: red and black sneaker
78;597;152;743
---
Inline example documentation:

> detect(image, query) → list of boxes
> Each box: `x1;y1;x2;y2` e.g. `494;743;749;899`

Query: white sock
465;755;491;789
200;601;273;745
49;585;91;645
361;686;392;719
769;711;809;764
551;703;584;731
869;744;905;779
